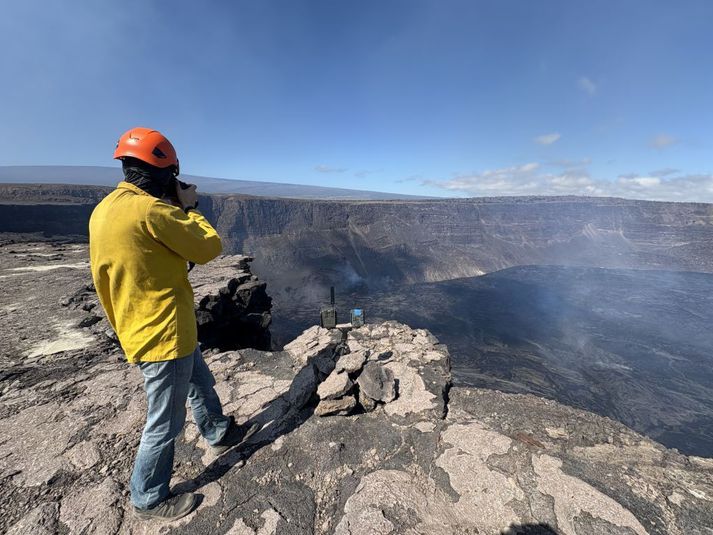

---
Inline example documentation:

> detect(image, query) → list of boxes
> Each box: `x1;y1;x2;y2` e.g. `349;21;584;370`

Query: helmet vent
152;147;167;159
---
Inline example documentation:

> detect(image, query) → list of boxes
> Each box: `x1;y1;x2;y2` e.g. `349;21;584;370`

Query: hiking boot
133;492;198;521
211;416;261;455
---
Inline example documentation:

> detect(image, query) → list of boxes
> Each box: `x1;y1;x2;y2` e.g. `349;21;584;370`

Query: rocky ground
0;238;272;365
0;242;712;534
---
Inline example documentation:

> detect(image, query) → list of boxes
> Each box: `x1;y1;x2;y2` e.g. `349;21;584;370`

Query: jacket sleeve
145;200;223;264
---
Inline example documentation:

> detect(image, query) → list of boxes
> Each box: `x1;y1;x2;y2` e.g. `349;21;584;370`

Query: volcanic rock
314;395;357;417
77;314;101;328
2;312;712;534
1;245;712;534
5;502;59;535
334;350;368;374
357;361;396;404
358;388;377;413
30;250;273;356
284;325;342;367
317;371;353;401
190;255;272;350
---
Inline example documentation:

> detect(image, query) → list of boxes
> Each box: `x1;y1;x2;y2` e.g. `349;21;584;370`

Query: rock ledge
2;320;711;535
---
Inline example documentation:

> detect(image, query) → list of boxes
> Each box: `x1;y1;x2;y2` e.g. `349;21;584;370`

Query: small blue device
350;308;364;327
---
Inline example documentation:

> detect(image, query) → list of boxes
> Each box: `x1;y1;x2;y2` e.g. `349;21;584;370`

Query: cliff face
0;183;110;204
200;194;713;291
190;256;272;350
2;185;713;286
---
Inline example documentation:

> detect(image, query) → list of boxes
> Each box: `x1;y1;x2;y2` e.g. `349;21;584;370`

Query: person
89;127;257;521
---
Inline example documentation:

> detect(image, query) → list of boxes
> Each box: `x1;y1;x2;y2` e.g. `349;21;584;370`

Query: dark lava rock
357;362;396;404
77;315;101;328
190;256;272;350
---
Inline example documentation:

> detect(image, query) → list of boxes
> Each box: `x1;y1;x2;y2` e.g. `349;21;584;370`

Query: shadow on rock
502;523;559;534
172;345;337;495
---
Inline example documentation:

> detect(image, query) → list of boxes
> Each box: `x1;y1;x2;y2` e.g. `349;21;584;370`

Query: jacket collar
117;181;152;197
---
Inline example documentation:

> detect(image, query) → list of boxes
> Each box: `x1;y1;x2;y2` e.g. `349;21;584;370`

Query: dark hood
121;157;175;199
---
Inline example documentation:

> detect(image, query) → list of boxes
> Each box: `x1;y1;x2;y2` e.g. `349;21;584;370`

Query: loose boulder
357;362;396;404
335;350;369;374
315;395;357;417
317;371;353;401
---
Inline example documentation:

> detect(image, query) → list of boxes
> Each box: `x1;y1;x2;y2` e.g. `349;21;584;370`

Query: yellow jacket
89;181;222;363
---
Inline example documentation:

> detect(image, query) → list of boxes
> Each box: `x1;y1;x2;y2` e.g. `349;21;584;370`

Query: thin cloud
424;162;713;202
618;175;661;188
534;133;561;145
354;169;379;178
649;134;678;150
649;168;680;177
547;158;592;168
314;165;347;173
424;163;542;195
577;76;597;95
396;175;421;184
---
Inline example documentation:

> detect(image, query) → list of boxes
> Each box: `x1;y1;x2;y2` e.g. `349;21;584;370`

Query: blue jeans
130;346;231;509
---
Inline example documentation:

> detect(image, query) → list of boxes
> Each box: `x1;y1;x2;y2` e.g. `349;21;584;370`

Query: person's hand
176;182;198;211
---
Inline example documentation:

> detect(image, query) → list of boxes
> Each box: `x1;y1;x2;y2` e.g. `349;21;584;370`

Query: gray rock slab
315;395;357;417
334;350;368;374
59;477;123;535
189;255;254;304
317;371;353;401
6;502;59;535
284;325;342;367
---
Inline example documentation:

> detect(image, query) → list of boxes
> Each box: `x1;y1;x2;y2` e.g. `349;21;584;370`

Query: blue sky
1;1;711;200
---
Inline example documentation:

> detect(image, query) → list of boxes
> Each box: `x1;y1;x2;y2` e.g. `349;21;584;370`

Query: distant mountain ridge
0;165;428;200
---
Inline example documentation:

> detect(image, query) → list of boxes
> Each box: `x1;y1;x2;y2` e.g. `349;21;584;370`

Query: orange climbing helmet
113;127;179;174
